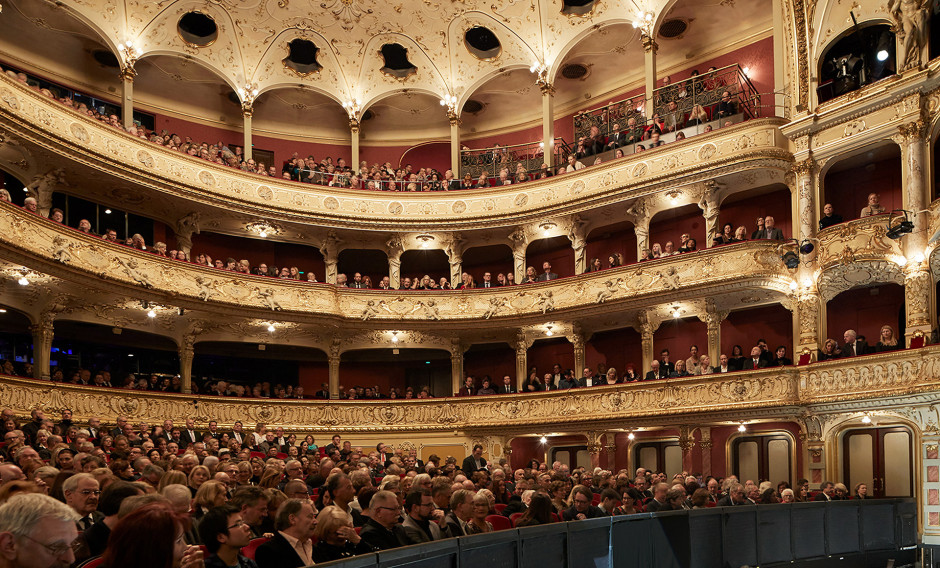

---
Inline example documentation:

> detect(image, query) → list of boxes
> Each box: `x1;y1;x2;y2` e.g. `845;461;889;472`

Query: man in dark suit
359;490;409;550
644;360;662;381
498;375;517;394
715;90;737;118
714;354;733;373
376;443;392;467
198;505;255;568
819;203;843;229
349;272;367;289
717;483;746;506
643;483;670;513
109;416;128;438
456;376;476;397
563;486;606;520
605;123;629;149
658;349;675;376
443;489;473;537
461;444;487;473
255;499;316;568
536;261;559;281
229;421;247;447
757;216;785;240
841;329;868;357
203;420;221;441
741;347;767;370
180;418;199;450
578;367;597;387
443;170;461;191
314;383;330;399
813;481;835;501
480;272;496;288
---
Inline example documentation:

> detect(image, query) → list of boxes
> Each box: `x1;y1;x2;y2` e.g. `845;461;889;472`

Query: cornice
3;346;939;434
0;200;793;325
0;73;791;231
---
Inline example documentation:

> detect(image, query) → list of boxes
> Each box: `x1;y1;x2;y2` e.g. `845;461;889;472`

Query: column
636;311;657;375
678;425;695;474
922;430;940;543
587;431;602;469
242;105;253;161
449;114;460;175
350;119;361;172
540;83;555;168
319;231;342;285
698;181;720;248
795;291;823;355
571;324;585;377
643;34;658;115
511;240;527;284
386;236;404;290
699;301;728;366
604;433;617;471
634;215;650;262
120;66;135;130
446;247;463;288
329;339;341;399
451;341;464;396
897;119;932;343
515;333;529;391
698;427;713;478
178;335;194;394
567;214;587;275
29;313;54;381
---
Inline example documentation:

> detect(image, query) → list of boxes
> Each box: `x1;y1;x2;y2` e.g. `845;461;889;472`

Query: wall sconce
246;220;280;238
416;234;435;249
539;221;556;235
545;325;554;336
343;98;362;120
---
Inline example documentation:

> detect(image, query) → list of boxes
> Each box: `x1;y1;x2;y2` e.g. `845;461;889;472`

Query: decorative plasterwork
0;73;791;230
817;260;905;302
4;346;940;433
0;201;794;323
816;216;904;271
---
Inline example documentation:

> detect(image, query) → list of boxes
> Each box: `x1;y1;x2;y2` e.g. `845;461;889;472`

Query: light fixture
742;66;750;76
391;331;399;343
801;277;813;289
146;309;156;318
267;324;276;332
342;98;362;120
0;308;7;313
627;432;635;440
781;251;800;269
17;276;28;286
416;234;435;249
128;353;134;357
440;94;458;120
789;280;798;291
665;189;682;204
799;239;816;255
631;11;654;36
737;423;747;432
246;220;280;239
539;436;548;444
539;221;556;235
104;208;112;214
886;210;914;240
911;252;926;264
671;306;681;318
545;325;554;337
876;50;889;62
861;414;872;424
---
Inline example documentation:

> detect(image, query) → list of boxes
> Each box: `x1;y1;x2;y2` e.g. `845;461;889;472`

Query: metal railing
652;63;761;123
315;498;916;568
573;92;647;141
458;138;570;180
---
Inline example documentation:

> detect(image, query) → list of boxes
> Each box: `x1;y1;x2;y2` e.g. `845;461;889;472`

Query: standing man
461;445;487;473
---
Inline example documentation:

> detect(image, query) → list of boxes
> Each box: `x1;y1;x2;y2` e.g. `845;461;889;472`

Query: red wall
400;250;450;282
826;284;905;344
526;236;575;278
721;305;793;356
653;317;707;366
660;37;776;106
527;338;575;376
152;113;242;150
719;187;793;242
586;221;638;267
191;232;325;278
462;245;514;281
463;344;515;383
586;327;643;375
334;361;406;395
298;362;329;393
399;142;450;173
252;132;350;169
649;204;705;252
824;152;902;222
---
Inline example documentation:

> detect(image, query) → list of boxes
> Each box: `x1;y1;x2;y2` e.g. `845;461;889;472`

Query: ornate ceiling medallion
321;0;373;32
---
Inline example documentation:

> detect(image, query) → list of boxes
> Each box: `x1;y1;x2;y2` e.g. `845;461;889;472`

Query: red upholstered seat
250;451;265;459
241;537;269;560
509;512;524;526
911;335;925;348
591;493;601;506
550;512;560;522
494;503;508;513
705;501;717;508
77;557;104;568
487;514;513;531
798;352;812;365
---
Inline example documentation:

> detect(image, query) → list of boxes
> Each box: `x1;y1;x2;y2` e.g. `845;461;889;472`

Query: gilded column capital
118;65;137;82
349;118;361;133
641;34;658;54
447;111;460;127
538;81;555;96
895;119;927;144
789;157;816;178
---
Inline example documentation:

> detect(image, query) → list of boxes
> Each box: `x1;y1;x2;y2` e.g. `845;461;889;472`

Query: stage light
887;210;914;240
876;50;889;62
781;251;800;269
799;239;815;255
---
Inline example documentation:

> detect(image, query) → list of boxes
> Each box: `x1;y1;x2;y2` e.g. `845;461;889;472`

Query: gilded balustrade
0;199;794;321
0;73;790;230
0;346;937;433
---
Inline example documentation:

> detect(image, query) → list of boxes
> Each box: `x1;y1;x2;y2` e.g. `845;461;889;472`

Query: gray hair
275;498;310;531
62;472;96;494
0;493;78;536
372;490;398;509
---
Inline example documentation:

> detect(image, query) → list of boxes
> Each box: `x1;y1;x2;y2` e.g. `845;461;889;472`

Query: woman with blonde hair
157;469;188;492
192;479;228;520
187;465;210;496
876;325;900;352
466;492;494;534
312;505;373;562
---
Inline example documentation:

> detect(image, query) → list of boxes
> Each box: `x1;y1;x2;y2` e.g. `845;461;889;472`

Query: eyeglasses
573;498;591;504
77;489;100;497
20;534;79;556
227;520;247;530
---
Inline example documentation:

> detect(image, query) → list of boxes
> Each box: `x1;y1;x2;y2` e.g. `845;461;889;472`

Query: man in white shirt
255;499;316;568
715;354;732;373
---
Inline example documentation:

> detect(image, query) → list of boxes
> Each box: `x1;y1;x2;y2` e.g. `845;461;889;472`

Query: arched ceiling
0;0;773;144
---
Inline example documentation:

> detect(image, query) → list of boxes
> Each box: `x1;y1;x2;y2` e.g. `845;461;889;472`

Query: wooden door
731;434;792;485
843;427;913;498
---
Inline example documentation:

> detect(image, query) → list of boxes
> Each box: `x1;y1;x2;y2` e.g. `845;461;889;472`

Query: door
551;446;588;469
633;441;682;479
842;427;913;498
731;434;792;485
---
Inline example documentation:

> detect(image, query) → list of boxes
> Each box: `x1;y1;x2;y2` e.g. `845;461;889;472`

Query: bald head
0;464;25;484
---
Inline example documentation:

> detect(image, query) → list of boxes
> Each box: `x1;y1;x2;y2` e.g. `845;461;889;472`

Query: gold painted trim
724;428;798;486
176;10;220;50
281;39;323;78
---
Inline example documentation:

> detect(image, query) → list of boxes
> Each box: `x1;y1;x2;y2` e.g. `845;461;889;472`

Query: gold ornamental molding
0;73;790;231
3;346;940;433
816;215;904;271
0;200;794;322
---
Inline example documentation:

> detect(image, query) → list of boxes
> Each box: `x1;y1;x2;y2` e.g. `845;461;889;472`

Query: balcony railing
573;92;647;142
652;63;760;123
458;138;570;181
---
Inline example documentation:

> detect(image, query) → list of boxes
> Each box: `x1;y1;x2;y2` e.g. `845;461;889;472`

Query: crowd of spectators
0;409;869;567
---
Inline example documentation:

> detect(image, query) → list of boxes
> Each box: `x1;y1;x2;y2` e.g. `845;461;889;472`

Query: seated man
562;485;605;520
818;203;844;229
199;505;258;568
359;490;408;550
255;499;317;568
715;91;737;118
859;192;886;217
759;216;785;240
605;123;628;149
741;347;766;370
643;483;669;512
662;101;683;132
644;360;661;381
401;489;444;544
841;329;868;357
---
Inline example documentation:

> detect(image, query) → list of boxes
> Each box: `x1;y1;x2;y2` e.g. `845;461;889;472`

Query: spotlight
886;210;914;240
876;50;889;62
539;436;548;444
391;332;399;343
737;424;747;432
799;239;815;255
267;324;275;332
104;209;112;214
789;281;798;291
146;309;156;318
627;432;635;440
0;309;6;313
861;414;872;424
781;251;800;269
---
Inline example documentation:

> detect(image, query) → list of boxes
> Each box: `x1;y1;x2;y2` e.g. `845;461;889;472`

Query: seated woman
460;172;475;189
516;493;554;526
603;367;620;385
728;344;746;370
713;223;735;245
312;505;374;563
699;355;713;375
612;488;641;515
650;243;663;259
682;238;698;253
875;325;900;352
685;104;710;127
622;364;640;382
673;359;690;377
608;253;622;268
587;257;602;272
467;492;494;534
524;372;542;392
732;225;748;242
524;266;538;284
817;338;840;361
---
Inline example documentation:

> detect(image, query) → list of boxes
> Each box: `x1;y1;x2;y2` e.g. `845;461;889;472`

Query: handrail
458;137;569;180
312;499;916;568
573;92;646;141
652;63;761;122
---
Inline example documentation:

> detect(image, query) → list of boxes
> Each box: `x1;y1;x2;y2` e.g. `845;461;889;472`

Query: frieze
816;215;903;271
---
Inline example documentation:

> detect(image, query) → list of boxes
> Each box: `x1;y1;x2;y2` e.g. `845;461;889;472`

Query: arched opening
0;306;35;376
49;191;154;245
339;348;451;397
826;283;905;350
360;92;450;172
721;305;794;364
462;244;513;286
717;185;792;244
193;342;327;396
585;327;642;376
526;337;574;382
585;220;637;269
0;171;27;207
653;316;707;375
463;342;515;391
649;203;703;256
50;320;179;387
817;24;896;104
525;236;574;279
191;232;325;280
400;249;449;285
823;144;901;223
337;249;388;286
